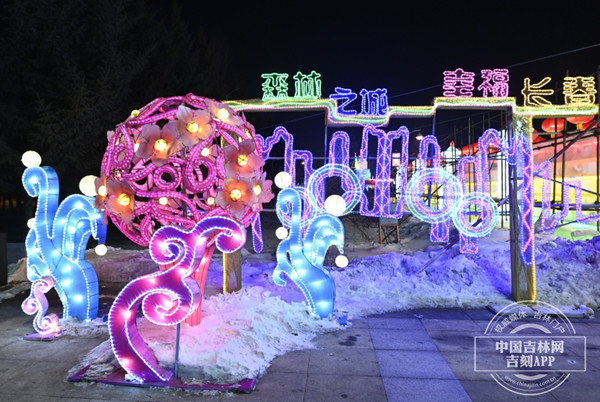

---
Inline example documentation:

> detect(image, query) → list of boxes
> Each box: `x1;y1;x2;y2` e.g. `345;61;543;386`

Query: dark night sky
174;1;600;154
1;1;598;241
181;1;599;97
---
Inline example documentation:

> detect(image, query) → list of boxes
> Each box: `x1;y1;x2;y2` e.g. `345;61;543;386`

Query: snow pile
334;247;511;316
535;236;600;308
333;228;600;316
1;258;31;302
71;287;342;384
85;246;158;283
60;317;109;337
67;338;117;380
0;281;30;302
147;287;341;383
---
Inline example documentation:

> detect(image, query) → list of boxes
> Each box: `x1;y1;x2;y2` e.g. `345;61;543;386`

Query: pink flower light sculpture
98;93;269;247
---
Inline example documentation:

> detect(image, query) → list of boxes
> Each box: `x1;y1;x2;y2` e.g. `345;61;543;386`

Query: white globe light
79;175;98;197
95;244;108;256
21;151;42;168
275;226;289;240
27;218;36;229
335;255;349;268
324;194;346;216
274;171;292;189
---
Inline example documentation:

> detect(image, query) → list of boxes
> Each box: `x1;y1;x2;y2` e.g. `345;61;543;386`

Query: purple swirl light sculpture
108;216;246;383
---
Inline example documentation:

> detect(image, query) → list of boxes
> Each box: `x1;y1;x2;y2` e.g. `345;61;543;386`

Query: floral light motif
223;139;264;178
206;98;244;126
175;105;214;146
252;172;275;210
216;177;257;219
134;123;182;166
99;179;135;224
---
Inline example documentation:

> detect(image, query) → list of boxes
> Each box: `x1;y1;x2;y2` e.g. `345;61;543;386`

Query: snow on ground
5;216;600;384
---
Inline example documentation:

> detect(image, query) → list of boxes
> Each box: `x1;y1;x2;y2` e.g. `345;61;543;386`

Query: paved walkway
0;290;598;401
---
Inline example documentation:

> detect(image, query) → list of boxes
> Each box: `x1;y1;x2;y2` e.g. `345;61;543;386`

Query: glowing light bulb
274;171;292;189
79;175;98;197
154;139;167;152
237;154;248;166
335;255;349;268
186;121;199;133
230;188;242;201
253;185;262;195
207;196;215;206
97;185;107;197
134;143;140;152
21;151;42;168
117;193;131;206
217;108;230;120
201;147;210;157
275;226;289;239
95;244;107;256
324;195;347;216
27;218;35;229
158;197;168;206
130;109;140;118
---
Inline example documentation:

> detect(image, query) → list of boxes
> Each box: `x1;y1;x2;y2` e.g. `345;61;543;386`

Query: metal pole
596;127;600;232
323;118;328;165
0;232;7;286
597;66;600;231
174;323;181;377
506;112;523;301
561;121;567;216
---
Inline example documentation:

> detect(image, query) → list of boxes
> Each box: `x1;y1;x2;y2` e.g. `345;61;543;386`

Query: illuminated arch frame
225;96;599;302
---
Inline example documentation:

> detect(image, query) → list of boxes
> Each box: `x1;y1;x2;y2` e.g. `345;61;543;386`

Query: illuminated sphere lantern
97;93;274;246
102;95;276;382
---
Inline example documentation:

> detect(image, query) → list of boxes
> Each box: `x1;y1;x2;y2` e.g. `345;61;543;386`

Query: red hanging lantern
567;115;595;130
567;115;594;125
541;118;565;133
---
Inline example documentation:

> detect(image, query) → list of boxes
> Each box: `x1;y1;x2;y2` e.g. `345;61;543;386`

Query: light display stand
223;250;242;293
